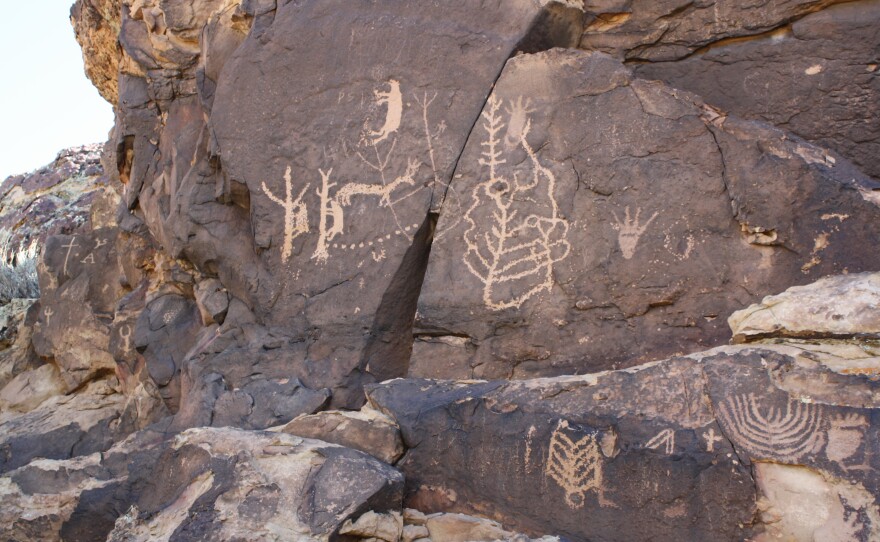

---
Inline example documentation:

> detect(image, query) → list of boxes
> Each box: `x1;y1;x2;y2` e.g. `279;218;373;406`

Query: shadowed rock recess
0;0;878;540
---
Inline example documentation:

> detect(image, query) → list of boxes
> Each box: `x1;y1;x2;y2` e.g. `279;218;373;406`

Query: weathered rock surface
368;340;880;541
634;1;880;180
282;406;405;464
1;427;405;542
730;272;880;342
417;49;880;380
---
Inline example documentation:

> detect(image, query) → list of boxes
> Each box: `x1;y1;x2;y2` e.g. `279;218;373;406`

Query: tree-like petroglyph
646;428;675;454
716;394;825;461
611;206;658;260
463;96;571;311
261;166;310;263
545;420;611;509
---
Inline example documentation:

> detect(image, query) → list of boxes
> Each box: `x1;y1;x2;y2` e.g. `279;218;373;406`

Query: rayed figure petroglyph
463;96;571;311
545;420;612;509
826;413;869;469
611;206;658;260
716;394;825;461
262;166;310;263
367;79;402;145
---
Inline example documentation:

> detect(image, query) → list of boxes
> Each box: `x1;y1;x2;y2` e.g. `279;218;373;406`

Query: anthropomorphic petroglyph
716;394;825;461
61;237;79;276
463;96;571;311
611;207;658;260
703;427;724;453
545;420;611;509
43;307;54;326
646;429;675;454
367;79;402;145
261;166;310;263
504;96;535;149
119;324;132;353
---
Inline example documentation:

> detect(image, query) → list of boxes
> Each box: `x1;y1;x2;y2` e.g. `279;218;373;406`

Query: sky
0;0;114;180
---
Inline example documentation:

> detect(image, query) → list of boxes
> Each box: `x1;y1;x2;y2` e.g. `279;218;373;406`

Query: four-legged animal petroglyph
367;79;402;145
462;96;571;311
611;206;658;260
716;393;825;461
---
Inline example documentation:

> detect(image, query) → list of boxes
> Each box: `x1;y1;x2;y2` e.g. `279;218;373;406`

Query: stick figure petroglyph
611;207;658;260
261;166;310;263
119;324;132;353
43;307;54;326
704;427;724;453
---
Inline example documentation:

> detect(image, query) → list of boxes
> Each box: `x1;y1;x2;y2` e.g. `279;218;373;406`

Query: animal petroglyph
367;79;402;145
463;96;571;311
716;394;825;461
336;157;420;206
611;207;658;260
646;429;675;454
61;237;79;276
545;420;610;509
262;166;310;263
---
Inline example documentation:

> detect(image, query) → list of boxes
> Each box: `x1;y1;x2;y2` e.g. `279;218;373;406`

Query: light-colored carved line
717;393;824;460
545;420;604;510
261;166;309;263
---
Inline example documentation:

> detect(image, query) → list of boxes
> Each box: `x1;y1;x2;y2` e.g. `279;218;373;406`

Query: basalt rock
416;49;880;381
367;341;880;541
634;1;880;180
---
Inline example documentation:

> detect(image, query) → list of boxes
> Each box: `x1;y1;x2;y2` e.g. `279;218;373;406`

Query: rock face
415;49;880;380
634;1;880;180
1;0;876;540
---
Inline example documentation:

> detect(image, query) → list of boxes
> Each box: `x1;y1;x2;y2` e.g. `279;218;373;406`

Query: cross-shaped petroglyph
704;427;724;453
646;428;675;454
463;96;570;311
262;166;310;263
545;420;612;509
61;237;79;276
611;207;659;260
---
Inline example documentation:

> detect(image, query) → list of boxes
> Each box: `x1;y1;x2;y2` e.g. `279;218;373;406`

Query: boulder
281;406;405;464
367;342;880;541
634;1;880;179
730;272;880;342
416;48;880;380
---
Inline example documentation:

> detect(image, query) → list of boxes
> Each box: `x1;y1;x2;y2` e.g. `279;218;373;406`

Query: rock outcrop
0;0;876;540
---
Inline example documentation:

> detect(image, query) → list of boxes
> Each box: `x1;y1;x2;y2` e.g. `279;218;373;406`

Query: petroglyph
664;232;695;261
611;207;658;260
504;96;535;149
61;237;79;276
463;97;571;311
262;166;310;263
336;157;420;206
826;413;868;467
367;79;402;145
312;168;344;264
545;420;611;509
43;307;54;326
703;427;724;453
716;394;825;461
94;238;108;249
525;425;537;473
81;253;96;264
646;429;675;454
119;324;132;353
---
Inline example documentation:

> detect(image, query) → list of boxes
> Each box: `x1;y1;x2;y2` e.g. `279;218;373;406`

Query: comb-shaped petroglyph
716;393;825;461
261;166;310;264
826;413;869;469
545;420;612;509
463;96;571;311
611;206;658;260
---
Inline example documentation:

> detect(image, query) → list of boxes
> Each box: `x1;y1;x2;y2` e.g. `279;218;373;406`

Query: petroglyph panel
545;420;609;509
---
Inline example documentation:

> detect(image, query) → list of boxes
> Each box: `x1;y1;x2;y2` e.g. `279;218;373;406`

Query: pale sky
1;1;114;180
